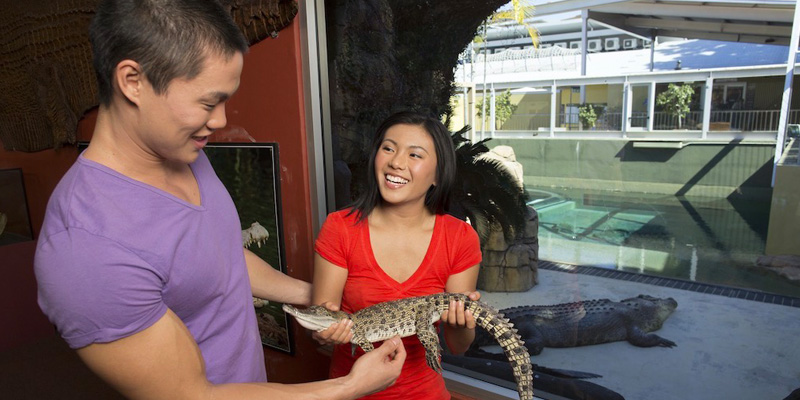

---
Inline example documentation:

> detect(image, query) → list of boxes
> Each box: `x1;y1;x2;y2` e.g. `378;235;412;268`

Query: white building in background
453;11;800;144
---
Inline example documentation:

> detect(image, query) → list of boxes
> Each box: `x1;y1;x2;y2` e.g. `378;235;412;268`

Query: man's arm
77;309;405;400
245;248;311;305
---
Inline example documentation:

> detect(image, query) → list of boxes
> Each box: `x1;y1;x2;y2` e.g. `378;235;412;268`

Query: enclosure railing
495;109;800;133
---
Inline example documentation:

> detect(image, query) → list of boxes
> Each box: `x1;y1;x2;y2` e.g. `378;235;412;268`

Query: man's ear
114;59;144;106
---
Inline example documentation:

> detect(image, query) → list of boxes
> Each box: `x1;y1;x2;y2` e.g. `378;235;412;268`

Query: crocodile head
621;294;678;331
242;221;269;248
282;304;350;332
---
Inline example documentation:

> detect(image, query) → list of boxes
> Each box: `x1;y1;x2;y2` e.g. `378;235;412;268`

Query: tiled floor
473;264;800;400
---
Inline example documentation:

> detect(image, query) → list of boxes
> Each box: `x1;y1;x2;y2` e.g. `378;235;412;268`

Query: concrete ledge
632;141;684;149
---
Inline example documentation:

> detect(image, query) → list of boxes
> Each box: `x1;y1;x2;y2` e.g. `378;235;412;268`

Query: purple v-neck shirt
35;151;266;384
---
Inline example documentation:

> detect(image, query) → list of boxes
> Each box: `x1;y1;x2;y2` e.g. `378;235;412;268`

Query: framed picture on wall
0;168;34;246
204;143;293;354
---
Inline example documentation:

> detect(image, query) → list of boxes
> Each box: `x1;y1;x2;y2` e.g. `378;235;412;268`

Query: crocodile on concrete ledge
283;292;534;400
470;294;678;356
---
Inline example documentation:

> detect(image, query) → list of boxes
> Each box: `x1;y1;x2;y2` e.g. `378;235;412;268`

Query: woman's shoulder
439;213;472;229
437;213;480;243
323;208;365;230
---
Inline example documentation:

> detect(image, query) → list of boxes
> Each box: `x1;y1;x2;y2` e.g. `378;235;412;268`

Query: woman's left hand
440;291;481;329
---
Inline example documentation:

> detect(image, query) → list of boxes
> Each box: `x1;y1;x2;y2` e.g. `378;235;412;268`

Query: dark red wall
0;17;330;383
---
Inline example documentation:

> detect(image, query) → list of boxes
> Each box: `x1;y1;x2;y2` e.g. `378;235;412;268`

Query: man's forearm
210;376;359;400
245;248;311;305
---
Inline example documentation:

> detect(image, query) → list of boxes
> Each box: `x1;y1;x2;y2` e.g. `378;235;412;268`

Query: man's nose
207;104;227;130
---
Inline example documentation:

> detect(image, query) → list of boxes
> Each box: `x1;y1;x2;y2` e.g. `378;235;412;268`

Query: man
34;1;404;399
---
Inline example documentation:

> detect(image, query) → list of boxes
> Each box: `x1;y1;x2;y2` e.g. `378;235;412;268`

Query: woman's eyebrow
408;144;430;154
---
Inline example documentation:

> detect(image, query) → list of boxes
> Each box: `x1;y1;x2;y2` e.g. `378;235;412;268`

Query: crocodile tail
466;300;534;400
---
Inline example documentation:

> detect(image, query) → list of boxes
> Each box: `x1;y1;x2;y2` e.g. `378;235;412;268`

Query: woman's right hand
311;301;354;345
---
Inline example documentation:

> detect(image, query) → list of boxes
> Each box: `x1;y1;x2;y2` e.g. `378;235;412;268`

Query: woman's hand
440;291;481;330
311;301;354;346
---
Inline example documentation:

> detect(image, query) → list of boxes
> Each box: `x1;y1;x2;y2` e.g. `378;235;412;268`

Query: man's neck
83;106;178;182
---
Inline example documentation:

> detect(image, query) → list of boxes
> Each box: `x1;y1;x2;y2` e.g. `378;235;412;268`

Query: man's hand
311;302;354;346
344;336;406;397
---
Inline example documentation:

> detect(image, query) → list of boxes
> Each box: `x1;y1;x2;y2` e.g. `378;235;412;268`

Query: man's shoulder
43;157;174;241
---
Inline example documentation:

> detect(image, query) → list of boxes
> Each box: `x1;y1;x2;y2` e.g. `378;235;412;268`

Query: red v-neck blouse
315;209;482;399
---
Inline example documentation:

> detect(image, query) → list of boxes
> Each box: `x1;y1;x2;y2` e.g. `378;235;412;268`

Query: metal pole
299;0;330;230
649;33;657;72
772;0;800;186
550;82;557;137
648;81;656;131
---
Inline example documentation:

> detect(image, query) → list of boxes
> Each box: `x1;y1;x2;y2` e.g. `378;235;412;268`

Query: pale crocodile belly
363;321;418;342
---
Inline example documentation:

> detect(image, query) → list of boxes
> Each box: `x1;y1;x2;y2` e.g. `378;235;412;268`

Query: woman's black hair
348;111;457;222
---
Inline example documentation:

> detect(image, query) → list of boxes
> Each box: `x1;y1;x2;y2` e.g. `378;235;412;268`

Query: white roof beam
477;64;796;91
533;0;630;17
595;3;793;23
625;17;792;37
644;28;790;45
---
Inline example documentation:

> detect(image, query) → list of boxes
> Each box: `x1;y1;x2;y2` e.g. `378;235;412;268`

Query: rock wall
477;206;539;292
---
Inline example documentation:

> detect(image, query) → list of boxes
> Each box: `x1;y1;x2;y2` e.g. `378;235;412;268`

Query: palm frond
449;127;529;244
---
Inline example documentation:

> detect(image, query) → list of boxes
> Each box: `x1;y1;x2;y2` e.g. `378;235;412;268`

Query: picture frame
204;143;293;354
0;168;34;246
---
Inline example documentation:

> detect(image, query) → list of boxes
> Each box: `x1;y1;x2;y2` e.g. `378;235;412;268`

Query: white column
490;83;496;136
647;81;656;131
462;86;468;129
773;1;800;186
702;76;714;139
623;81;632;136
470;86;477;143
550;83;558;137
580;9;588;103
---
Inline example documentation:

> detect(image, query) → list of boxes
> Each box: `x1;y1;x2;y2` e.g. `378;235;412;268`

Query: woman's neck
370;204;435;230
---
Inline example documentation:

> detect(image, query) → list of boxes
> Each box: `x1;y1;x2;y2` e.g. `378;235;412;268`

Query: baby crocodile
283;292;534;400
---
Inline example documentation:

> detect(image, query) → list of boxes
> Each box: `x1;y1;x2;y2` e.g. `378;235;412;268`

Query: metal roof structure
533;0;797;45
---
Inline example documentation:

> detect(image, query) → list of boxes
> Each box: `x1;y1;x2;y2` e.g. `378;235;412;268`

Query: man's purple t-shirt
35;151;266;384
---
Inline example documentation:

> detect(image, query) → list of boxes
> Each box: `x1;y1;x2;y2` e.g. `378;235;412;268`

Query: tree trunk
326;0;508;170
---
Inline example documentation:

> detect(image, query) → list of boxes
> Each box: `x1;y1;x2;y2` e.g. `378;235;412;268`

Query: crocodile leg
416;312;443;373
628;326;677;348
353;333;375;356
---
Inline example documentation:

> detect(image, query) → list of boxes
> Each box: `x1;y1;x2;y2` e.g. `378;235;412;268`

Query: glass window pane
321;2;800;400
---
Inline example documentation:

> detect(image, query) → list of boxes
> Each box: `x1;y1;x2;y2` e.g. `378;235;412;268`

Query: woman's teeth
386;174;408;184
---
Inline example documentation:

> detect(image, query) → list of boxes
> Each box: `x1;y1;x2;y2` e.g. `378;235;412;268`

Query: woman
312;111;482;399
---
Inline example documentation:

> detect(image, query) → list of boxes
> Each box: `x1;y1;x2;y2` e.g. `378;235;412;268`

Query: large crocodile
470;294;677;356
283;292;534;400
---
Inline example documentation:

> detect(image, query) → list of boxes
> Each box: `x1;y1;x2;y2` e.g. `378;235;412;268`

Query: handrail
494;109;800;133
